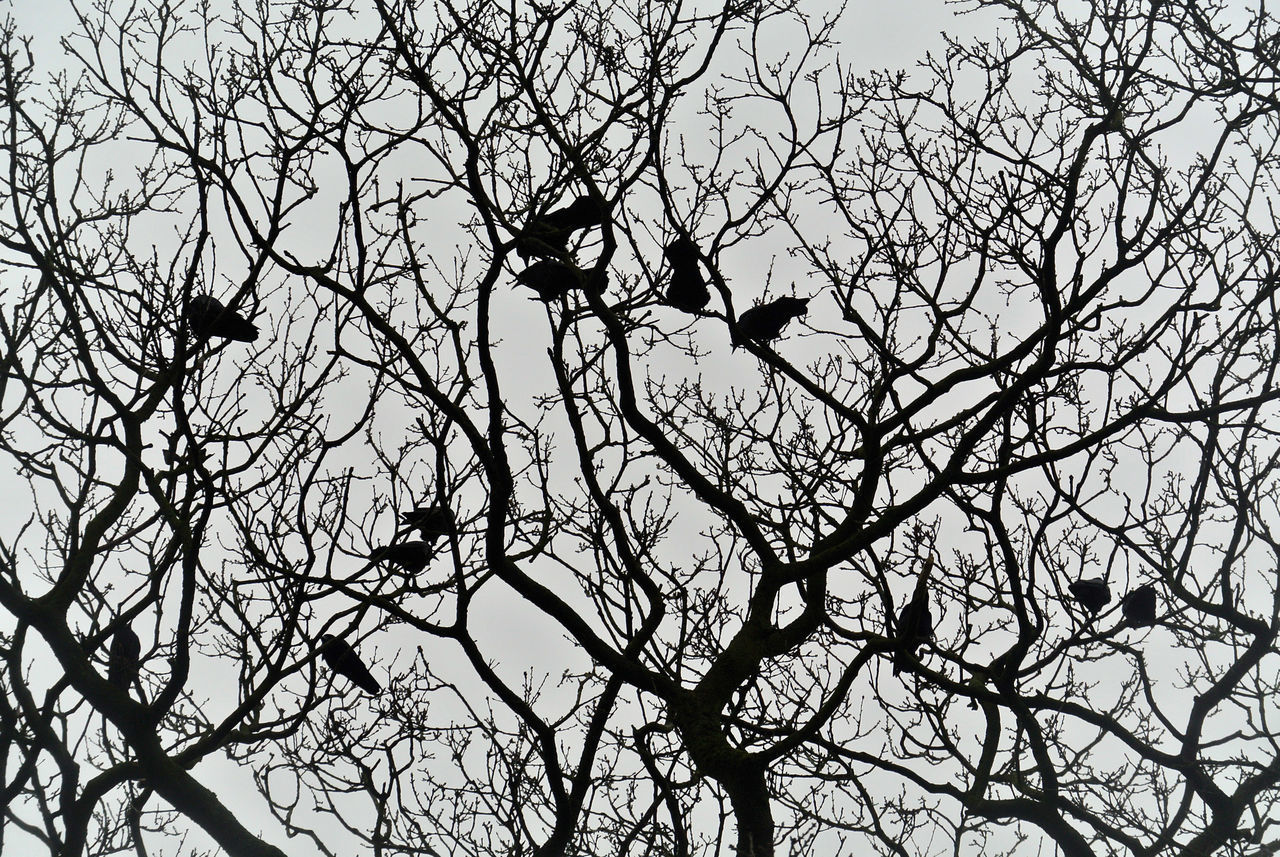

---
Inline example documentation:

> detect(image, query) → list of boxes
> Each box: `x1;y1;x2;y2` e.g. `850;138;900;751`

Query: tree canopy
3;1;1280;855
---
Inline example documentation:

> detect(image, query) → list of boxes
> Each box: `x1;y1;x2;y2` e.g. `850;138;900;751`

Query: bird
516;260;603;301
185;294;259;342
892;557;934;676
516;196;609;259
546;196;608;232
319;635;381;695
1121;584;1157;627
734;296;810;345
663;238;710;313
400;504;457;544
107;625;142;692
666;267;710;313
1069;578;1112;615
369;540;435;575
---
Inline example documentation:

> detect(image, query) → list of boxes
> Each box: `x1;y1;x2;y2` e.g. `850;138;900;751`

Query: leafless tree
3;1;1280;855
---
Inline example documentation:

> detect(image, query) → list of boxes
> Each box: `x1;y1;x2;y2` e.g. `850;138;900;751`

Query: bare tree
3;0;1280;855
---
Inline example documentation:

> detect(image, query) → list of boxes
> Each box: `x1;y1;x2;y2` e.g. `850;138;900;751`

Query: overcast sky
0;2;1174;855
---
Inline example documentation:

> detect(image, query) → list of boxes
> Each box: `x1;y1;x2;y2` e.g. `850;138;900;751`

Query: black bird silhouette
517;196;609;259
735;296;810;345
185;294;259;342
516;260;605;301
108;625;142;692
892;557;935;676
400;504;457;544
1122;584;1157;628
663;238;710;313
1069;578;1112;615
319;635;381;695
369;540;435;575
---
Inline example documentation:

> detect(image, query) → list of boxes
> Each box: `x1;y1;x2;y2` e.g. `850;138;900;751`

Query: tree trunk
724;766;774;857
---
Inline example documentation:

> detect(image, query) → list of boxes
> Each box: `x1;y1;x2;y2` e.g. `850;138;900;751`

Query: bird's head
914;554;935;595
784;296;811;317
188;293;220;311
566;195;606;222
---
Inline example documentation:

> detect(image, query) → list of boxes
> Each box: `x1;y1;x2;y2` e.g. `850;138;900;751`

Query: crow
108;625;142;692
546;196;608;232
1121;584;1157;628
516;260;599;301
666;267;710;313
735;296;810;345
185;294;259;342
663;238;710;313
400;504;457;544
319;635;381;695
517;196;609;260
369;540;435;575
892;557;935;676
1069;578;1112;615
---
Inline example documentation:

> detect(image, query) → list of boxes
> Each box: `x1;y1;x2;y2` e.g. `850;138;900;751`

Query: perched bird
546;196;608;232
369;540;435;575
185;294;259;342
107;625;142;692
735;296;810;345
1069;578;1112;615
517;196;609;259
319;635;381;695
663;238;710;313
516;260;604;301
1122;584;1157;628
892;557;935;676
666;268;710;313
400;504;457;544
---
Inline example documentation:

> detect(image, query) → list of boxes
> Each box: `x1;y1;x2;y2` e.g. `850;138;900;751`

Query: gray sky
4;1;1237;855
